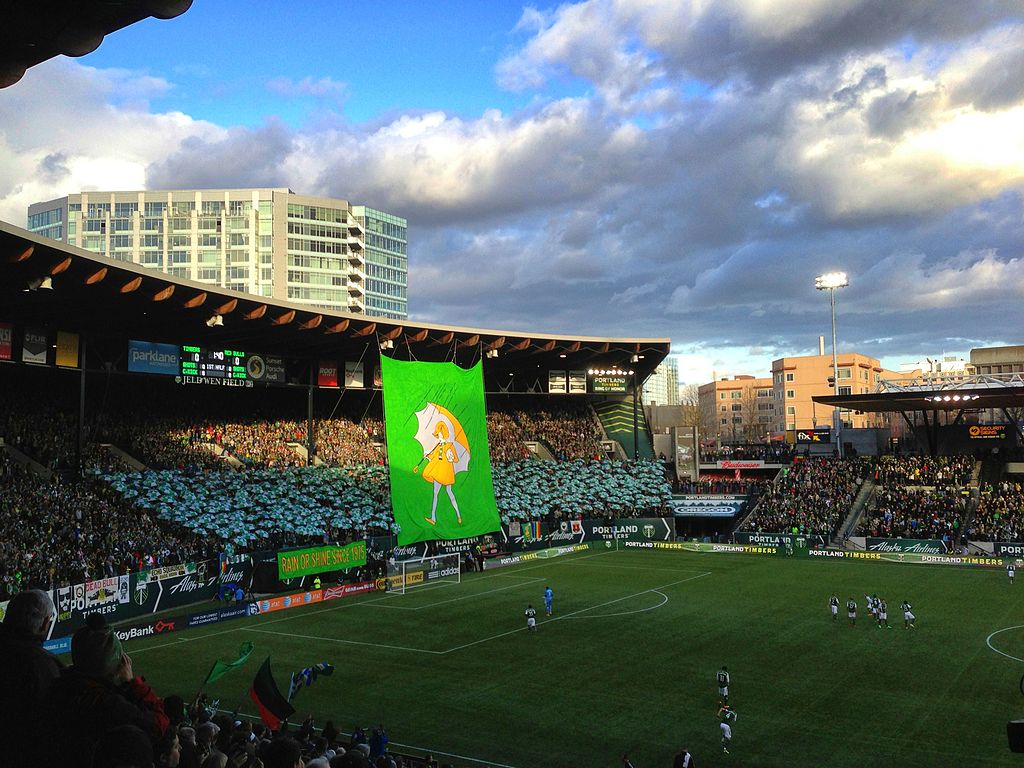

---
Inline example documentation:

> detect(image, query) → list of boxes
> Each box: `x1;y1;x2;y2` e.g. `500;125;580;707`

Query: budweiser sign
717;460;764;469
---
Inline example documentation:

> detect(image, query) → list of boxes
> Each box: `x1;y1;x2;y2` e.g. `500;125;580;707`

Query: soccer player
718;701;737;753
525;604;537;631
1008;562;1016;585
877;598;891;629
846;596;857;627
716;666;730;702
544;585;554;616
901;600;916;629
829;593;839;622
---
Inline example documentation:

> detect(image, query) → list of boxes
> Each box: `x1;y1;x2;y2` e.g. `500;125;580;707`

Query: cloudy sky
1;0;1022;383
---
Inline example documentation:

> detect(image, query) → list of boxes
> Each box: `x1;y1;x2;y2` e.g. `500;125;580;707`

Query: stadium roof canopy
0;221;670;386
0;0;193;88
814;376;1024;454
813;376;1024;415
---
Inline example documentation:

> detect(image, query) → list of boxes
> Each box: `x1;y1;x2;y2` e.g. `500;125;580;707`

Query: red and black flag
249;657;295;730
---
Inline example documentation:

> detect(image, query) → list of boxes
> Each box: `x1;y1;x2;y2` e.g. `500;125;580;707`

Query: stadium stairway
100;442;146;471
289;441;324;466
593;399;655;461
834;477;875;545
0;441;52;480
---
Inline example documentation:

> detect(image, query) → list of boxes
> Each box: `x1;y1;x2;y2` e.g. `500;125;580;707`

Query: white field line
986;625;1024;663
247;627;442;655
563;589;669;620
440;571;711;654
214;709;521;768
369;577;545;611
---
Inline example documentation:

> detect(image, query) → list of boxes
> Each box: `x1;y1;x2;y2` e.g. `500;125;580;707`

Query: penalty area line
441;571;710;654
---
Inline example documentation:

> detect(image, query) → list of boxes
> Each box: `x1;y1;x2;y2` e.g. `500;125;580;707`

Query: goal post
387;552;462;595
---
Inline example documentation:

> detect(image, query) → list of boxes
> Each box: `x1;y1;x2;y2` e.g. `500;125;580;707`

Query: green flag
381;357;501;545
204;641;255;685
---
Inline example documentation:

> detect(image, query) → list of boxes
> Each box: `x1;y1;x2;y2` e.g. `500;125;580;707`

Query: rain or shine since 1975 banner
381;357;501;546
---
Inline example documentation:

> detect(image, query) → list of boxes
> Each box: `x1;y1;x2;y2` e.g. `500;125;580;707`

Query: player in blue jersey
544;586;553;616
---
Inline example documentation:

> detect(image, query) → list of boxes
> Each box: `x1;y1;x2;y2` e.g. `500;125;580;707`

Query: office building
27;189;407;318
698;375;775;444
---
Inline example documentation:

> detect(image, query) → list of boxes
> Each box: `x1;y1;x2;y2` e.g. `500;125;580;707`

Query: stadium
2;5;1024;768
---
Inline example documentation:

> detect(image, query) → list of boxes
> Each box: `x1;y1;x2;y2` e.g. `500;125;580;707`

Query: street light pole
815;272;849;459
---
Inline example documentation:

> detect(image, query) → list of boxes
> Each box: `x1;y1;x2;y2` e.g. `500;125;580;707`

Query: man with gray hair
0;589;63;761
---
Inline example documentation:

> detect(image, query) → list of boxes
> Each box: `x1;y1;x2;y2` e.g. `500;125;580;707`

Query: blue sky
1;1;1022;385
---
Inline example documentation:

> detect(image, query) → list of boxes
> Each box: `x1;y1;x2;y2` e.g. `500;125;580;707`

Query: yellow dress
422;440;457;486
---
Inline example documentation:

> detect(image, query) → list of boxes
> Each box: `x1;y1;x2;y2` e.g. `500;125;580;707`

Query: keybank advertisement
127;339;180;375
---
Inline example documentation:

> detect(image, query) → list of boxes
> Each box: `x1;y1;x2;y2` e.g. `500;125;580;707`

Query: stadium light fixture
23;276;52;291
206;314;223;327
815;271;849;458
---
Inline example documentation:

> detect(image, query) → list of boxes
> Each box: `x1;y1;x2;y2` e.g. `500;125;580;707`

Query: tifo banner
277;542;368;579
669;495;746;517
865;538;950;555
381;357;501;545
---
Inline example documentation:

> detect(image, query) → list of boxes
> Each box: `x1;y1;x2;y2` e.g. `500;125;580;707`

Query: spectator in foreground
0;589;63;764
45;613;169;763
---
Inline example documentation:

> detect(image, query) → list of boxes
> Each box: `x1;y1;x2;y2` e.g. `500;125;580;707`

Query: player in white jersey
829;593;839;621
525;604;537;631
1008;563;1016;584
901;600;916;629
716;666;730;702
846;597;857;626
877;598;891;629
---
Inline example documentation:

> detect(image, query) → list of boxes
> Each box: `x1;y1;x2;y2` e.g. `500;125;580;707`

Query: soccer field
124;547;1024;767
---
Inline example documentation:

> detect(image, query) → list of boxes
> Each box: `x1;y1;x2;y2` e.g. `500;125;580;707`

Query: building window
838;386;852;396
786;390;795;398
731;404;742;411
837;368;852;379
786;406;795;415
785;373;794;381
730;391;741;399
720;392;726;400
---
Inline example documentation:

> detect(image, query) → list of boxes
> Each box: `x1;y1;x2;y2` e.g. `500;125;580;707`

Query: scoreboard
180;345;248;380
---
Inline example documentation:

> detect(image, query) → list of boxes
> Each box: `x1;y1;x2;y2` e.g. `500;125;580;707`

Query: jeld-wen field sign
277;542;368;579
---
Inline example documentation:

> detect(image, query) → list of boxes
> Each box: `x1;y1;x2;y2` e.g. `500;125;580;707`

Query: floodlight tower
814;272;849;458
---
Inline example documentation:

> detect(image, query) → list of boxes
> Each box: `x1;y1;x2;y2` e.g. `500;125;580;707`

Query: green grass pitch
124;547;1024;767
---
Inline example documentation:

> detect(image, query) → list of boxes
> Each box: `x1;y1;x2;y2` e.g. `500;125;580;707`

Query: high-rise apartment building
642;357;680;407
27;189;407;319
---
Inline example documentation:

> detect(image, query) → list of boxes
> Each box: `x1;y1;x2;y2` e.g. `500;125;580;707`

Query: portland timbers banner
381;357;501;545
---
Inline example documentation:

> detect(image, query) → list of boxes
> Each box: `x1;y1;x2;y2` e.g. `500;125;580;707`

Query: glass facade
27;190;408;319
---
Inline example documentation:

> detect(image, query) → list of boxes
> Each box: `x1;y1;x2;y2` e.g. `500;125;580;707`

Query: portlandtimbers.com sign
865;538;950;555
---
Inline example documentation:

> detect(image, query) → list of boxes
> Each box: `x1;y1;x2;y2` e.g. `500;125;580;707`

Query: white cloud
266;75;348;100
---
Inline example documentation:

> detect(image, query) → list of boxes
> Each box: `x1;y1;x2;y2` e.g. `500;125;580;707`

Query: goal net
387;552;462;595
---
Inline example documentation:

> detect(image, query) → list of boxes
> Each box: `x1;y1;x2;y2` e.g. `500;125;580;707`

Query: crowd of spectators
872;455;974;487
100;466;394;548
1;404;78;471
486;412;531;462
742;458;867;537
857;455;974;541
0;593;427;768
513;404;604;460
965;479;1024;542
0;457;216;599
858;486;968;541
492;459;672;523
677;476;768;495
699;444;794;464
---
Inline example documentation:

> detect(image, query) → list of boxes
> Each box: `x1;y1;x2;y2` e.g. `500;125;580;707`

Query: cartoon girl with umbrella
413;407;467;526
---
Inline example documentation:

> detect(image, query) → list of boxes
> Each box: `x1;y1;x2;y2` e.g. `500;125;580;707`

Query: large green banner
381;357;501;545
277;542;367;579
